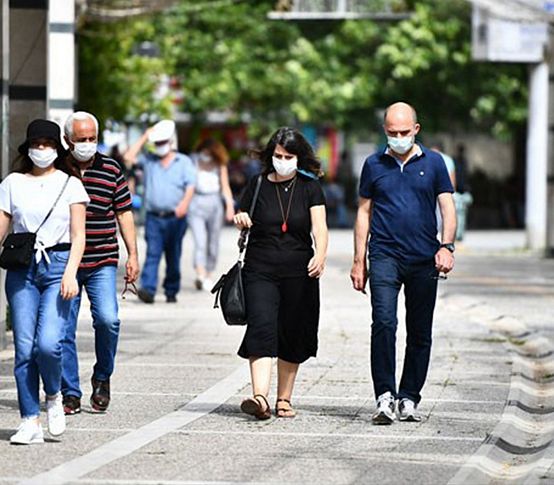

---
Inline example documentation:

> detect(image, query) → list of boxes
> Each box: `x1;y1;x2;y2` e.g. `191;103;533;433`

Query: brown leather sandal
240;394;271;420
275;398;296;418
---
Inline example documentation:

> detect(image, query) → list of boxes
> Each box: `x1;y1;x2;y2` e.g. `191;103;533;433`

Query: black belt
47;243;71;252
148;210;175;218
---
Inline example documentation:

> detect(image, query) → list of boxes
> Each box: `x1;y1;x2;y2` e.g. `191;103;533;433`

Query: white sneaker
398;398;422;422
202;278;214;292
46;393;66;436
10;417;44;445
371;391;396;425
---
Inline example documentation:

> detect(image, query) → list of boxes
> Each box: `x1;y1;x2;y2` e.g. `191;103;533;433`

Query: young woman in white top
0;119;89;444
188;139;234;291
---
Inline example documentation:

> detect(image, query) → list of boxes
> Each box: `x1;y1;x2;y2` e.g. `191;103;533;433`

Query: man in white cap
124;120;196;303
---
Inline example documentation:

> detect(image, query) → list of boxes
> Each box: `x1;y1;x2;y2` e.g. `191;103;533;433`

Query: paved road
0;229;552;484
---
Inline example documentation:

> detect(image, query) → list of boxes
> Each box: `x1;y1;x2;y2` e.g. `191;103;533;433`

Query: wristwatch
440;243;455;253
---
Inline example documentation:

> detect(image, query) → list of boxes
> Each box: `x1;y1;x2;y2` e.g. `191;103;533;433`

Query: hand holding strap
238;174;262;256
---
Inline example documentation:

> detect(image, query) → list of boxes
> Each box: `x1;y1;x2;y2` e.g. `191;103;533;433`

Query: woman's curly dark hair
253;127;323;178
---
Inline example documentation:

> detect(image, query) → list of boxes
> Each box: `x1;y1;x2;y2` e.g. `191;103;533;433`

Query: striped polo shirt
79;153;132;269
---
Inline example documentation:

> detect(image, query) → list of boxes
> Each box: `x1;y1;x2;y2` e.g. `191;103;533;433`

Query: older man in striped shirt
61;111;139;415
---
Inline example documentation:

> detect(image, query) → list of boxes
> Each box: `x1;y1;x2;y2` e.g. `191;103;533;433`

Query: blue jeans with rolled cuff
61;264;120;398
6;250;72;418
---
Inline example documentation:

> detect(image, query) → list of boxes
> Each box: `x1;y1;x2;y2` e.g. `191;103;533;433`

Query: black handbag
211;175;262;325
0;176;70;270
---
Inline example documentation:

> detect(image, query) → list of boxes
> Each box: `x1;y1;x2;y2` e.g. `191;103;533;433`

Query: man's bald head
382;102;420;157
383;102;417;124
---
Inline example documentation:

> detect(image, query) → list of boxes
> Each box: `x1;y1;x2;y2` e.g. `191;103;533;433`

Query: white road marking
176;429;484;442
18;365;250;485
0;388;506;405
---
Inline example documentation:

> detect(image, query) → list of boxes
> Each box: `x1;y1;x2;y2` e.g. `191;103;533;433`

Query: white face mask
28;147;57;168
154;143;171;157
387;135;414;155
272;156;298;177
72;142;97;162
199;153;212;164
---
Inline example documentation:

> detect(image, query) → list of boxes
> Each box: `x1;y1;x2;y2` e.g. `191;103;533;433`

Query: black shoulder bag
211;175;263;325
0;175;70;270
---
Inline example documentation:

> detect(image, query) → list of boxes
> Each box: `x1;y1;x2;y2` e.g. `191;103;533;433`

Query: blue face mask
387;135;414;155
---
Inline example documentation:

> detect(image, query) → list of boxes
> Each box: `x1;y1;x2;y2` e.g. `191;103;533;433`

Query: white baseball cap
148;119;175;143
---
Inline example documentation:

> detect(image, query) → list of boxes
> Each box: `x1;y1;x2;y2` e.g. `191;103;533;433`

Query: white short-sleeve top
0;170;90;248
195;167;221;194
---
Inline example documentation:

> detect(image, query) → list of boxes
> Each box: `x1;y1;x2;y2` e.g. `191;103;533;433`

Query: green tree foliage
372;0;528;137
78;0;528;138
78;19;174;124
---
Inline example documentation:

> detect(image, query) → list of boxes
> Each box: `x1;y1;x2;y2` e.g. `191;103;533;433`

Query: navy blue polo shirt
358;144;453;263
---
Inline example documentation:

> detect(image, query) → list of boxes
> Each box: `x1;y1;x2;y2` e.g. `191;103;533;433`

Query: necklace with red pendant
275;176;297;233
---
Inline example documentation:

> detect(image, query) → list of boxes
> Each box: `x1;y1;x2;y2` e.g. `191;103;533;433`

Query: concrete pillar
525;61;549;251
4;1;47;349
48;0;75;129
0;0;8;350
9;0;48;162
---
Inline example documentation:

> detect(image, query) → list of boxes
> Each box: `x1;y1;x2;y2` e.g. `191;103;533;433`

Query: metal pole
525;61;549;251
0;0;8;350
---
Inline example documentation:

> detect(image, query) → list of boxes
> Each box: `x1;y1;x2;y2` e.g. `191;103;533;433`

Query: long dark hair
253;127;323;178
11;148;78;178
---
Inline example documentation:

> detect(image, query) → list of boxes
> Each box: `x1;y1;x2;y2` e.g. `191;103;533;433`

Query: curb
445;295;554;483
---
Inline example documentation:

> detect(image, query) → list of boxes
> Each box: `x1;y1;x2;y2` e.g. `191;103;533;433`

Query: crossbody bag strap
238;174;263;257
35;174;71;234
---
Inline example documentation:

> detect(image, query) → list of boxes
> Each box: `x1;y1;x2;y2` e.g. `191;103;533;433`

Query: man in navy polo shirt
350;102;456;425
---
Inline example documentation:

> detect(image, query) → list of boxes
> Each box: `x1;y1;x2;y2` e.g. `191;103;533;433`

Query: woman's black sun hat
18;119;63;156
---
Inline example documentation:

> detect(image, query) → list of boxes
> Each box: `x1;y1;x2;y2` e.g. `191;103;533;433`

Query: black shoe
63;395;81;415
137;288;155;304
166;295;177;303
90;377;110;412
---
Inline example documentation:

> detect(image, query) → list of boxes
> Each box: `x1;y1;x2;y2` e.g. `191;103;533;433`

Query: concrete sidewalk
0;228;552;484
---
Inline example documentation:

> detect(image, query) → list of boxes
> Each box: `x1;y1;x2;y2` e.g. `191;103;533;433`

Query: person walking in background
430;141;456;234
0;120;88;444
189;139;234;291
454;143;469;195
350;102;456;425
123;120;196;303
233;127;328;420
61;111;139;415
453;143;473;241
430;142;456;190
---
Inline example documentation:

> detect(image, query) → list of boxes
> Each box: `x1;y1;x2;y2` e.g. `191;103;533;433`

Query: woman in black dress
233;127;328;419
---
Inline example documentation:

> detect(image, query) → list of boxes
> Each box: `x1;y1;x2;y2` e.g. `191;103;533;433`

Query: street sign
471;6;548;63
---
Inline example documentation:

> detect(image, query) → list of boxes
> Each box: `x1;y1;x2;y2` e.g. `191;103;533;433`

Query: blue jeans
6;250;72;418
61;265;119;398
369;255;438;404
140;214;188;297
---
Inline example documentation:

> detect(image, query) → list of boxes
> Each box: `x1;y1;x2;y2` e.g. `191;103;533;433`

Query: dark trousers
140;213;188;297
238;270;319;364
369;255;438;404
